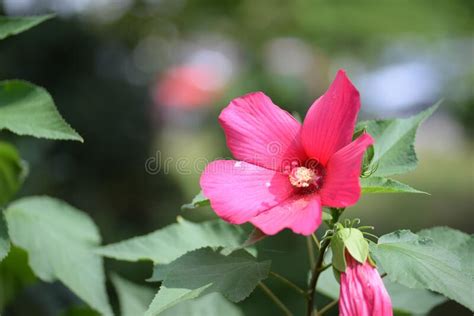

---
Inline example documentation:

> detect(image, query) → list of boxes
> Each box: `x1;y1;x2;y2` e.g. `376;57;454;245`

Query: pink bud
339;252;393;316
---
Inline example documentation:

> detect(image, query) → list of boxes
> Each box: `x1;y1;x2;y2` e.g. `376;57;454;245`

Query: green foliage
0;15;53;40
0;247;36;310
0;80;83;142
370;229;473;311
4;196;112;316
418;226;474;275
316;268;447;315
111;274;155;316
384;281;447;316
97;217;249;264
112;273;243;316
358;102;440;177
331;227;369;272
160;293;244;316
146;248;270;315
360;177;427;194
60;307;101;316
0;142;27;206
181;191;210;210
0;212;9;262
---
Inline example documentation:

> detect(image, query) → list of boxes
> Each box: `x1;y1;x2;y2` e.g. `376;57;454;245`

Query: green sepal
331;227;369;272
332;266;341;284
367;253;377;268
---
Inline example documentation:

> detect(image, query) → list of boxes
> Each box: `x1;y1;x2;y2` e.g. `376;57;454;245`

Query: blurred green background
0;0;473;315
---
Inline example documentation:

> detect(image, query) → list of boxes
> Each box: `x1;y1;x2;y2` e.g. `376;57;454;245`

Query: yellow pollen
289;167;316;188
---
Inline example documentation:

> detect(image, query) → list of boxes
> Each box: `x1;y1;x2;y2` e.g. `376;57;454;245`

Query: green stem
306;236;316;269
258;282;294;316
311;233;321;250
270;271;307;297
306;239;330;316
329;207;345;227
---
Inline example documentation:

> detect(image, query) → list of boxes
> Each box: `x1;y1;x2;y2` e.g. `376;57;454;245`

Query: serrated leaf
358;102;439;177
0;15;53;40
0;142;27;206
97;218;248;264
371;230;473;311
0;80;83;141
5;196;112;315
360;176;427;194
145;248;270;315
0;212;10;262
316;268;447;315
111;274;155;316
181;191;210;210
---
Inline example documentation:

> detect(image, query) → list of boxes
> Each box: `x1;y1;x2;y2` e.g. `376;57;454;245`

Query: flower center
289;167;317;188
286;160;325;194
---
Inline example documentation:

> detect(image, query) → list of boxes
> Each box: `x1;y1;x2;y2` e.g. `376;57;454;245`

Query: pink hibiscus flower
200;70;373;235
340;252;393;316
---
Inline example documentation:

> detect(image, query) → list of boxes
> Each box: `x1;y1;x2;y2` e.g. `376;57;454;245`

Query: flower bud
339;252;393;316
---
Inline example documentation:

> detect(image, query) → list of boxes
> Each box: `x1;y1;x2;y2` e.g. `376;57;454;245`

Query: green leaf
0;212;10;262
358;102;440;177
0;142;27;206
113;274;243;316
160;293;244;316
60;307;101;316
331;227;369;272
384;281;447;315
5;196;112;315
145;248;270;315
97;217;249;264
371;230;473;311
111;274;155;316
181;191;210;210
0;15;53;40
360;176;427;194
418;226;473;275
0;80;83;142
316;268;447;315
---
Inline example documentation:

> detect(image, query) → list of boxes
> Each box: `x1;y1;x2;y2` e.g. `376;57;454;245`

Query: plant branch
306;236;316;269
316;298;338;315
270;271;307;297
259;282;294;316
306;238;330;316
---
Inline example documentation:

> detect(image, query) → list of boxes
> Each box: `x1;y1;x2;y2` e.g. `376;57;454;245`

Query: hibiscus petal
320;133;373;207
200;160;294;224
219;92;306;171
249;195;322;236
302;70;361;165
340;254;393;316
